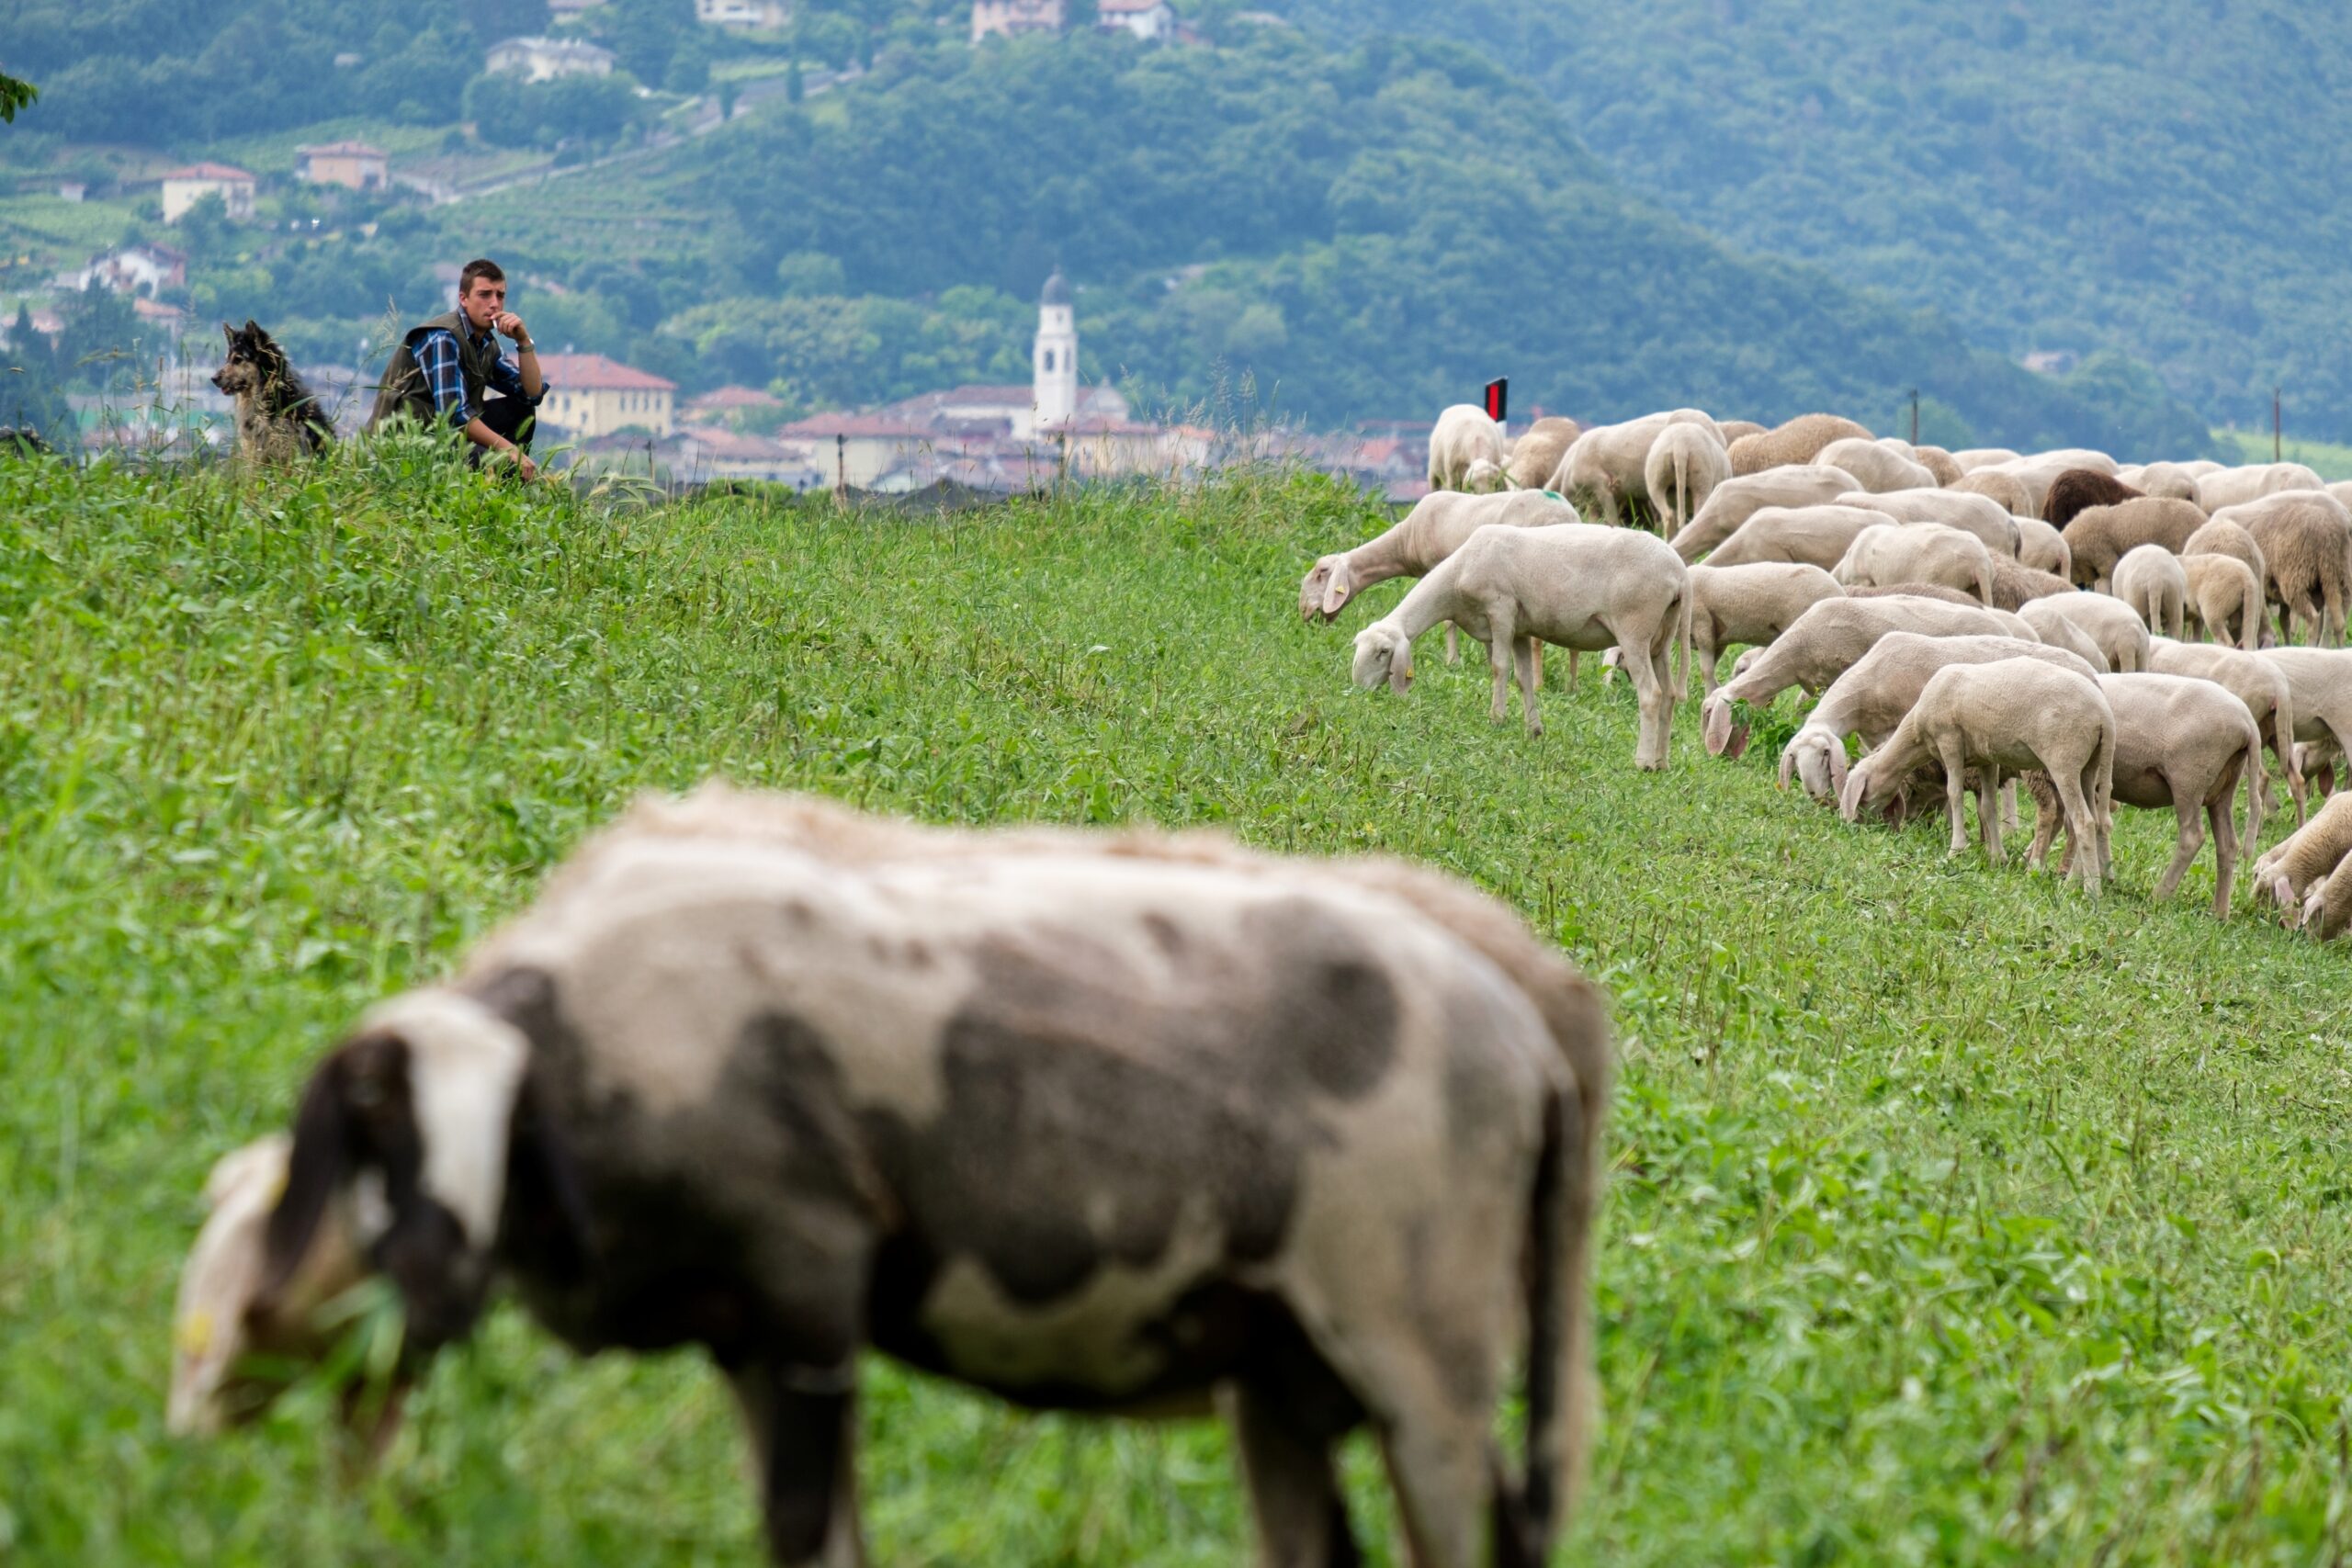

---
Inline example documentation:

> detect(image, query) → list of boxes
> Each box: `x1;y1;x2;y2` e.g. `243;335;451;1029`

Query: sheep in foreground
1702;502;1898;571
1832;522;1995;603
2148;637;2304;828
1837;487;2018;556
2043;468;2144;529
2112;544;2188;640
1427;402;1507;491
2249;792;2352;915
2182;519;2267;604
1949;469;2037;518
2197;461;2326;513
2021;592;2149;673
1299;489;1575;623
1679;561;1844;696
1645;421;1733;537
1726;413;1872;476
1555;410;1713;527
1506;415;1583;491
2232;498;2349;647
2254;649;2352;805
2023;672;2261;911
1840;660;2116;892
1815;437;1936;493
1700;593;2018;757
1352;523;1689;766
1672;465;1863;560
1777;632;2096;804
2181;554;2265;650
2062;497;2205;590
2011;516;2071;578
209;785;1611;1568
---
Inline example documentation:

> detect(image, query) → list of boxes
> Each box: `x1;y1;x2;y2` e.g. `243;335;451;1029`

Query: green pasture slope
6;450;2352;1565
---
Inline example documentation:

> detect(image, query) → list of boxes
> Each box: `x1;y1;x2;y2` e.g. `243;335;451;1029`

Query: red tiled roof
161;163;255;182
686;385;782;410
536;353;676;391
775;412;933;438
678;428;794;459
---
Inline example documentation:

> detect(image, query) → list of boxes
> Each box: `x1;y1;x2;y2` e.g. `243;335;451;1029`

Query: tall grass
5;448;2352;1563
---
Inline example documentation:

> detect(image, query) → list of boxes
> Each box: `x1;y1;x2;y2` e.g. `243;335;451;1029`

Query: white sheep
1995;449;2119;517
1839;659;2116;893
1351;524;1690;767
2249;792;2352;915
2022;672;2262;911
1835;487;2018;556
2147;636;2305;830
1554;409;1716;527
1948;469;2037;519
2196;461;2327;513
1427;403;1507;491
2132;461;2203;502
1300;489;1576;623
1505;416;1582;491
2182;518;2267;610
2110;543;2188;640
2019;593;2149;673
1702;502;1900;571
1672;465;1863;560
1950;447;2024;474
1645;421;1733;537
1815;436;1937;493
2254;649;2352;803
2011;516;2070;577
1832;522;1996;603
1777;632;2096;805
1462;457;1510;492
2180;554;2265;650
1678;561;1845;697
1700;593;2020;757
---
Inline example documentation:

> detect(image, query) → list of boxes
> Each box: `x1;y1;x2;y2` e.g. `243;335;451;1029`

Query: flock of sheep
1307;406;2352;926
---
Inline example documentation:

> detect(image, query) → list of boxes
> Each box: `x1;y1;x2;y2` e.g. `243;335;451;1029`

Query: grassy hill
6;448;2352;1561
1272;0;2352;442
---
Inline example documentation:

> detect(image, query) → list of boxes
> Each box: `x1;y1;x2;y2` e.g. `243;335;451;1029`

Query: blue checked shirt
413;323;543;426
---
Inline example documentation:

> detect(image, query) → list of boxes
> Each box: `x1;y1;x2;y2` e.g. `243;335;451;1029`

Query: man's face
459;276;506;332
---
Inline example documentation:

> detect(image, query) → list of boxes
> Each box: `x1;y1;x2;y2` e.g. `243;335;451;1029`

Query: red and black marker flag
1484;378;1508;425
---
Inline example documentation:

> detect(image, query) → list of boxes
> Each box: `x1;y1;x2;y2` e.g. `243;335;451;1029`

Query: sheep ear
261;1048;355;1303
1320;571;1351;618
1838;765;1868;821
1703;699;1731;756
1722;718;1752;761
1388;632;1413;694
1776;746;1795;791
1828;742;1849;796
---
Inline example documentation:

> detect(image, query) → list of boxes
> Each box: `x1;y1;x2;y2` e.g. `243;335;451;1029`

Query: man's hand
511;450;538;483
494;311;532;347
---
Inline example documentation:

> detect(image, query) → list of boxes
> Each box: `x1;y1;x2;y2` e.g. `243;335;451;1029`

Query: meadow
5;448;2352;1565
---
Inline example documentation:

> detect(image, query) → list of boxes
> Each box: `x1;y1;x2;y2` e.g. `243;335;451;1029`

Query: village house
533;353;677;439
1096;0;1176;39
486;37;617;82
160;164;256;223
670;425;823;484
681;385;784;423
695;0;793;28
297;141;390;191
73;241;188;297
971;0;1065;43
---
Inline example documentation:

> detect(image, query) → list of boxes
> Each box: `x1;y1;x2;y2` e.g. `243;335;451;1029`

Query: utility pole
835;432;847;504
2274;387;2282;463
1908;389;1919;446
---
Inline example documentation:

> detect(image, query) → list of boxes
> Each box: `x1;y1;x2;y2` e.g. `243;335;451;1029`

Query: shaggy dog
210;320;333;464
0;425;51;457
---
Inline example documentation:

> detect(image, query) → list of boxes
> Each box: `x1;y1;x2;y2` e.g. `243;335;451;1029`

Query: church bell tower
1034;266;1078;429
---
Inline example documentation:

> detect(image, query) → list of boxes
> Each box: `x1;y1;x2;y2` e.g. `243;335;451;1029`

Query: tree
0;72;34;124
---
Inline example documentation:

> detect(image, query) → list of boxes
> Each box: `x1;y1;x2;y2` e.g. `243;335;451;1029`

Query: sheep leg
2000;778;2019;834
1939;740;1970;855
1695;631;1719;699
1484;615;1517;726
2154;787;2203;901
1223;1382;1356;1568
1978;772;2005;865
1622;618;1668;769
2210;782;2241;916
2053;763;2102;896
1512;636;1544;736
1530;640;1544;689
2026;778;2062;871
1443;622;1461;665
729;1363;865;1568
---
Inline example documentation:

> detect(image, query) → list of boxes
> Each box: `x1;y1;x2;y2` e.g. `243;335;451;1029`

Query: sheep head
1351;623;1413;694
1299;556;1356;622
1779;730;1845;801
1702;694;1749;759
1838;754;1896;822
1462;457;1510;493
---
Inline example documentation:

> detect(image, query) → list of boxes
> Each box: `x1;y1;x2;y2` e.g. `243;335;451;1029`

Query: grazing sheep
2329;480;2352;517
1679;561;1844;697
2023;673;2260;910
1700;593;2018;757
170;1134;379;1441
2197;461;2326;513
1299;490;1576;623
2061;497;2205;590
1462;457;1510;492
2232;499;2349;646
2010;516;2070;577
1352;524;1689;766
1645;421;1733;537
1986;557;2075;612
227;786;1611;1568
1839;582;1984;607
1777;632;2096;804
1996;451;2120;518
1948;468;2037;519
1671;465;1864;561
2250;791;2352;914
2021;592;2150;673
1951;447;2024;474
1428;403;1507;491
2254;649;2352;803
2182;518;2268;603
1506;415;1583;491
1836;487;2018;556
1702;502;1899;571
1911;445;1963;486
2300;866;2352;939
1717;419;1766;444
1726;413;1872;476
2133;461;2202;502
2043;468;2145;530
1840;659;2116;890
1832;522;1996;603
1815;437;1937;493
1554;410;1715;528
2181;554;2265;649
2147;636;2305;829
2112;544;2189;640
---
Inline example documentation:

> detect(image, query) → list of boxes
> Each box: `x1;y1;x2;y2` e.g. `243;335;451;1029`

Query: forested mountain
1271;0;2352;440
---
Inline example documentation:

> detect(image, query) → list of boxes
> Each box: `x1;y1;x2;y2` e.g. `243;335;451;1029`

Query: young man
367;258;548;479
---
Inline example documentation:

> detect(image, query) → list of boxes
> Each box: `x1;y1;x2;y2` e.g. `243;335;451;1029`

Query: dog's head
211;320;282;398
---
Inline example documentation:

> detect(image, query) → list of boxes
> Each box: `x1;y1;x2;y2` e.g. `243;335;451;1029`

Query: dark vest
367;309;503;433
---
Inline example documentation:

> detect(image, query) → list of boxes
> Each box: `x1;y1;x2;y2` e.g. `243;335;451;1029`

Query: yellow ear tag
178;1310;216;1356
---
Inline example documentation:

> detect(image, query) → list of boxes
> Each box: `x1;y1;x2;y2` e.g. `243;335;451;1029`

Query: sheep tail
1493;1084;1582;1568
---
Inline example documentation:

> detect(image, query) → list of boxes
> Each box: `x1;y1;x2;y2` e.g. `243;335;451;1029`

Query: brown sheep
1718;419;1767;444
1986;558;2075;612
2241;499;2349;647
1948;468;2036;518
1726;413;1872;476
2061;497;2205;591
2044;468;2146;530
1506;416;1583;491
1911;445;1963;486
2182;519;2268;604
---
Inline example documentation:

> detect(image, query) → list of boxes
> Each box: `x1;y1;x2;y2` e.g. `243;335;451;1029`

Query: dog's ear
261;1047;353;1302
221;321;237;344
243;319;261;338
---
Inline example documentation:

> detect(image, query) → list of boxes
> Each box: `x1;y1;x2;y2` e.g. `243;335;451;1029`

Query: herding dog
210;320;334;464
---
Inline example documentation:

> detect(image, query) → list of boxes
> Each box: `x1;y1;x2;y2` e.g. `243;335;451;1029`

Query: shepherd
367;258;548;479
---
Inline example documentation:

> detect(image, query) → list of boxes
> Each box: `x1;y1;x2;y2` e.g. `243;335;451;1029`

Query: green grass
5;451;2352;1564
2213;429;2352;482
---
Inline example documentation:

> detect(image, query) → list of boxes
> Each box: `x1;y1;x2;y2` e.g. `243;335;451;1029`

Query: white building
485;37;617;82
972;0;1065;43
160;164;256;223
1096;0;1175;39
74;242;188;296
1034;266;1078;429
695;0;792;28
